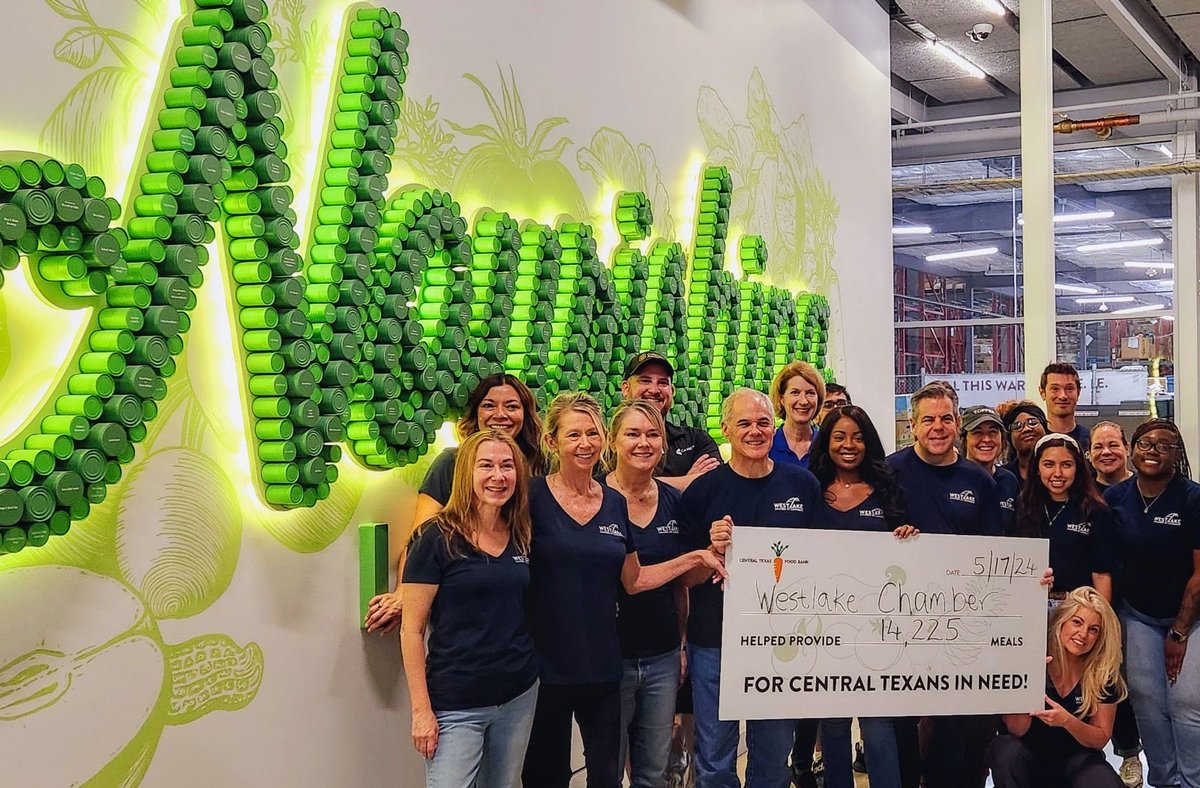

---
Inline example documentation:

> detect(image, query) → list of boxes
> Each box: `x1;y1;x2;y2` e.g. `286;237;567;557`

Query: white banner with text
719;529;1049;719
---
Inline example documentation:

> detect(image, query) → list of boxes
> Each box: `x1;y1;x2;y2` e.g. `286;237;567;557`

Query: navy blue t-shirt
528;477;635;684
1024;500;1119;593
1023;675;1119;761
1064;423;1091;454
886;448;1002;536
1103;475;1200;619
1003;458;1026;486
769;425;817;469
995;467;1020;535
821;489;895;532
613;480;684;659
402;524;538;710
678;462;822;648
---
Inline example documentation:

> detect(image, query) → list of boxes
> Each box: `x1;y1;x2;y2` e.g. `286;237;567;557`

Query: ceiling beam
892;85;929;124
1090;0;1191;89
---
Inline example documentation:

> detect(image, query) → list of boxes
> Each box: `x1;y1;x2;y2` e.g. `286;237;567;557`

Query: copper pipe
1052;114;1141;137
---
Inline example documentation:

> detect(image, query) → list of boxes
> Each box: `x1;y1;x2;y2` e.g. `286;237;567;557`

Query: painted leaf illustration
45;0;89;21
54;26;104;69
41;66;146;184
577;127;643;190
115;448;243;620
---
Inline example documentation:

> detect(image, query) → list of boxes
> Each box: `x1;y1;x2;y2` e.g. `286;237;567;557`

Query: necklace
611;475;655;503
1045;502;1068;529
1139;489;1164;514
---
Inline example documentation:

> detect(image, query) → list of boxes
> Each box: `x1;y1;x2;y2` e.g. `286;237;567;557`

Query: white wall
0;0;891;784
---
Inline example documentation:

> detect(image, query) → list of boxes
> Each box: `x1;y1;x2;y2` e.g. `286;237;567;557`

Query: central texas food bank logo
771;541;789;583
774;497;806;512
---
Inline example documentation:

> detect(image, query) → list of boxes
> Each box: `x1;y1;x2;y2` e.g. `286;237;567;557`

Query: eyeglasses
1134;438;1182;454
1008;419;1044;432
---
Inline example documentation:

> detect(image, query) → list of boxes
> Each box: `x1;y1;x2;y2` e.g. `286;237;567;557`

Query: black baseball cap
623;350;674;379
961;405;1003;432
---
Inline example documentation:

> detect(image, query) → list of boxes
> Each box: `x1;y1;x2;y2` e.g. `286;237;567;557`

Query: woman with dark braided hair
806;405;917;788
1099;419;1200;787
1014;434;1118;602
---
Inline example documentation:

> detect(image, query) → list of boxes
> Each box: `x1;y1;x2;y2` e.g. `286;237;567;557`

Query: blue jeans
620;649;682;788
426;680;538;788
1121;603;1200;788
688;644;795;788
821;717;901;788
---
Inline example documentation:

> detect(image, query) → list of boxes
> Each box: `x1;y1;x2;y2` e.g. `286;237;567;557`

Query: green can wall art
0;0;832;555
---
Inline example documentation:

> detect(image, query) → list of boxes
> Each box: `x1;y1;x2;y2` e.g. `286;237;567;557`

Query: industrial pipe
893;106;1200;149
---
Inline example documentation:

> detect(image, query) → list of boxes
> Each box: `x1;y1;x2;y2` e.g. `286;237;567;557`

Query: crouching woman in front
987;586;1125;787
400;429;539;787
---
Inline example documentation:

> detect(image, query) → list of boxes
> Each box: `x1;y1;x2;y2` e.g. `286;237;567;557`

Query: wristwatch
1169;628;1189;643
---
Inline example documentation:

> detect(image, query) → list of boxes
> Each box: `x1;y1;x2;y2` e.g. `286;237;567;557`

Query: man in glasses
1039;362;1091;450
817;382;851;423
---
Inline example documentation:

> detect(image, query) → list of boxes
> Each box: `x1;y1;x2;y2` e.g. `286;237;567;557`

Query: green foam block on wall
358;522;388;628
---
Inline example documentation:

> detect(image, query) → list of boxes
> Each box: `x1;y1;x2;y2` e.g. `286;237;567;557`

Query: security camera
967;23;993;42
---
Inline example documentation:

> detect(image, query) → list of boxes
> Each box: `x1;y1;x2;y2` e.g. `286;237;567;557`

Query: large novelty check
719;528;1049;720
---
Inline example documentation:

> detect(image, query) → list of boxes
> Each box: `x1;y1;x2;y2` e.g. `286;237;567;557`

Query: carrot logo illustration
771;541;789;583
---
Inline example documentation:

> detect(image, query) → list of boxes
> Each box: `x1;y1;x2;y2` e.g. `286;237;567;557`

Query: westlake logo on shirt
513;555;529;564
1066;522;1090;535
1154;512;1183;527
1000;498;1014;511
657;520;679;535
598;523;625;539
774;497;806;512
859;507;884;519
948;490;977;505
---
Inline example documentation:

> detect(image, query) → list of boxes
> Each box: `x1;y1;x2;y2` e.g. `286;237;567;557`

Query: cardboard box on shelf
1118;335;1154;360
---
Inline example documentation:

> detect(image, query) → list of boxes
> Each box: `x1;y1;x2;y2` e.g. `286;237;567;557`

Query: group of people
365;354;1200;788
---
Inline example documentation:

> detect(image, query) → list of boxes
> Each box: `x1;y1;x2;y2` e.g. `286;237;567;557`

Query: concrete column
1020;0;1056;395
1173;130;1198;456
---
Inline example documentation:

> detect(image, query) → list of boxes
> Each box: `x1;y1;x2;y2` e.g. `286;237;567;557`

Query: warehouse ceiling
889;0;1199;317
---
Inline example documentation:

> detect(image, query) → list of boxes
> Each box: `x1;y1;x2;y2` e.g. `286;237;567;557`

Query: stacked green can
0;157;137;552
795;294;830;371
609;236;650;356
739;235;767;277
557;222;627;411
734;280;767;394
469;211;521;381
296;7;412;479
505;223;560;408
639;241;692;426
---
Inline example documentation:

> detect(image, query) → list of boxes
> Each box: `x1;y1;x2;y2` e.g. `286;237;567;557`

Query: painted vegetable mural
0;0;845;782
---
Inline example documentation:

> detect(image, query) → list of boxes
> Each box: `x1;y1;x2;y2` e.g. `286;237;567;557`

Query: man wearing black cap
622;351;722;489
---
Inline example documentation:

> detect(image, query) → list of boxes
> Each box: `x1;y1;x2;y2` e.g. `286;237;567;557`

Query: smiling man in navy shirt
886;380;1002;788
680;387;822;788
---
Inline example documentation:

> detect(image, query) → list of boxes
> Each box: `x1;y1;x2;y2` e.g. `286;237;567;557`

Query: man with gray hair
679;387;822;788
886;380;1002;788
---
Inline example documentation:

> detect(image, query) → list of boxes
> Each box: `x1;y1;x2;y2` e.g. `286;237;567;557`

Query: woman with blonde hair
768;359;826;469
604;399;688;788
988;586;1126;787
522;392;726;788
399;430;538;786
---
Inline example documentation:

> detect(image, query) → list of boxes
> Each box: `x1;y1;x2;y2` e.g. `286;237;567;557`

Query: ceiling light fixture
1124;261;1174;270
925;246;999;262
1075;295;1135;304
1159;144;1172;157
929;40;986;79
1076;237;1164;252
1054;283;1099;294
892;225;932;235
1110;303;1165;315
1017;210;1115;225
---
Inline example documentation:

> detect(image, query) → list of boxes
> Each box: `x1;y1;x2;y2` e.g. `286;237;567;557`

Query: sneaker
852;741;868;774
791;767;818;788
1119;756;1143;788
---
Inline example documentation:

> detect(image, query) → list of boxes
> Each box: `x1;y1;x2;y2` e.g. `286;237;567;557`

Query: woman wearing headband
1014;434;1118;601
1099;419;1200;787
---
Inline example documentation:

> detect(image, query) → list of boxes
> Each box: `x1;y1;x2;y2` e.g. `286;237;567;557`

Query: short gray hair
910;380;959;419
721;387;772;424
